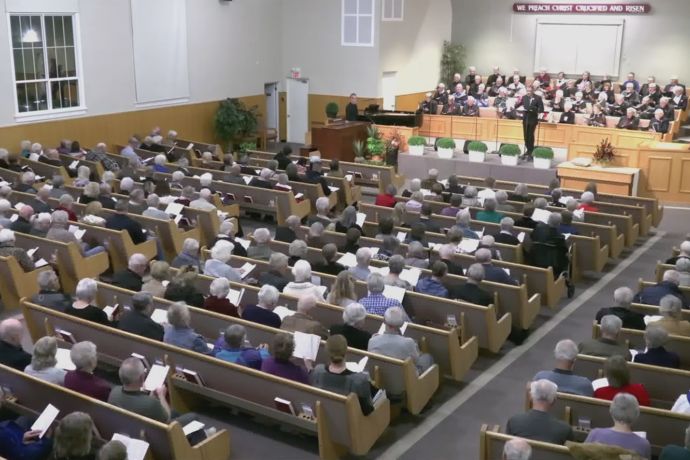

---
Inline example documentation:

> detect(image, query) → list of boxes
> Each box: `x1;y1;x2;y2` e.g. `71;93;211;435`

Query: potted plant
439;41;466;86
499;143;521;166
592;138;616;166
352;139;365;163
533;146;554;169
325;102;339;119
436;138;456;159
366;125;385;162
214;98;259;151
467;140;488;162
408;136;426;156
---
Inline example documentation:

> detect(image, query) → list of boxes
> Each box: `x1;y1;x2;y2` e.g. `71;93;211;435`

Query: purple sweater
260;357;309;384
585;428;651;459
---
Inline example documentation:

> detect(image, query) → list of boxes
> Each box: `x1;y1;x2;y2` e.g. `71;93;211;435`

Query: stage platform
397;149;558;186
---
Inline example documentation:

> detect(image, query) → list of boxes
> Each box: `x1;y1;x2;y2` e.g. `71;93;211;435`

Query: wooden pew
58;154;106;181
95;282;440;416
550;391;690;456
18;157;73;185
22;300;391;458
0;363;230;460
479;424;572;460
0;256;52;309
0;166;24;186
361;202;612;273
174;137;224;160
13;232;109;292
260;238;541;332
573;354;690;409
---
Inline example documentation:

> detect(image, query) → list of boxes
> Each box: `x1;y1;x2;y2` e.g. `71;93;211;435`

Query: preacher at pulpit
346;93;359;121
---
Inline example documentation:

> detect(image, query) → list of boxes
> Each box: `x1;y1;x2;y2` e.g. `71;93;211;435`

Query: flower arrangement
593;138;616;164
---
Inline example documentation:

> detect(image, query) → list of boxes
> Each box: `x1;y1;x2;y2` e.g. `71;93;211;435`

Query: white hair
554;339;578;361
503;439;532;460
580;191;595;204
128;253;148;271
315;197;330;213
291;259;312;282
70;341;97;372
219;219;234;236
200;173;213;187
474;248;492;263
355;247;371;266
410;178;421;192
75;278;98;303
167;302;191;328
343;302;366;326
120;177;134;192
600;314;623;336
182;238;199;254
613;287;634;308
530;379;557;404
21;171;36;184
253;228;271;244
0;199;9;213
680;241;690;256
172;171;185;182
154;154;167;166
257;284;279;307
660;294;682;317
209;277;230;298
0;229;15;244
211;240;234;263
384;306;405;327
663;269;681;285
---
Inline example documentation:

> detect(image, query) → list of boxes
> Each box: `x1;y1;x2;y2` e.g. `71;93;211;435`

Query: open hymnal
396;231;407;242
382;284;406;303
103;304;122;322
573;208;585;219
164;203;184;216
68;160;79;170
345;356;368;373
399;267;422;286
344;174;354;182
559;196;576;206
67;225;86;241
592;377;609;391
336;252;357;268
55;328;76;344
180;368;205;386
273;306;296;321
35;259;49;268
150;308;168;325
292;331;321;361
531;208;551;224
226;287;244;306
142;364;169;392
111;434;149;460
356;212;366;227
328;186;340;193
644;315;663;325
238;262;256;279
27;247;39;258
242;176;252;185
457;239;479;253
31;404;59;438
234;238;251;250
55;348;76;371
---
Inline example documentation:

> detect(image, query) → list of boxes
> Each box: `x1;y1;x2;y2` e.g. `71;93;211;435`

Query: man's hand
22;430;41;444
154;385;167;400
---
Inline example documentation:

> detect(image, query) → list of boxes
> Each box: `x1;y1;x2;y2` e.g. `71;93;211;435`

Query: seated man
502;438;532;460
189;189;217;212
494;217;521;246
108;357;171;423
616;107;640;130
450;263;493;306
649;294;690;337
31;269;73;311
633;324;680;369
360;273;402;316
258;252;292;291
579;315;631;360
453;210;479;239
420;168;442;191
475;248;518;286
419;204;441;233
242;285;282;328
533;339;594;396
596;287;645;331
650;108;670;134
117;292;164;341
506;379;573;444
171;238;202;271
368;307;433;373
275;215;301;243
306;222;325;248
312;243;345;276
105;200;147;244
214;324;269;369
0;319;31;371
112;253;148;292
438;244;464;276
634;269;688;307
666;240;690;265
415;261;449;297
384;255;412;290
280;295;328;339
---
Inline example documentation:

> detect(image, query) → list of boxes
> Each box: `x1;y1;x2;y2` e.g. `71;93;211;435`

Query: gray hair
268;252;289;271
297;295;316;314
70;341;98;372
547;212;562;228
385;184;397;195
475;248;492;264
456;210;471;227
554;339;578;361
514;183;528;197
167;301;191;328
676;258;690;273
316;196;330;213
533;197;547;209
600;314;623;337
211;240;234;263
288;239;308;258
182;238;199;255
309;221;324;237
407;241;426;259
219;219;234;236
388;254;405;275
495;190;508;204
343;302;366;326
644;324;668;349
291;259;312;282
97;440;128;460
253;228;271;244
500;217;514;232
128;253;148;271
339;206;357;227
581;191;595;204
530;379;557;404
663;269;681;285
58;194;73;207
367;272;385;293
466;263;485;283
31;335;58;370
53;412;94;458
503;438;532;460
209;277;230;298
146;193;160;208
355;247;371;266
384;306;405;327
463;186;477;198
285;215;300;229
484;198;496;212
75;278;98;303
660;294;682;317
609;392;639;425
131;292;152;312
37;269;60;291
613;287;634;308
409;178;421;192
118;357;147;385
119;177;134;192
257;284;279;307
224;324;246;348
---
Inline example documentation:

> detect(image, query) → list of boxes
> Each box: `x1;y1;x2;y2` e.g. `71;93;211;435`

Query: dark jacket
111;269;144;292
482;263;519;285
275;226;297;243
634;346;680;369
106;213;147;244
329;324;372;351
9;217;32;234
30;290;72;311
0;340;31;371
450;283;492;306
441;258;464;276
164;284;204;308
313;261;347;277
257;270;290;292
209;235;248;258
118;310;164;341
634;281;688;308
595;306;646;330
494;232;521;246
241;304;281;328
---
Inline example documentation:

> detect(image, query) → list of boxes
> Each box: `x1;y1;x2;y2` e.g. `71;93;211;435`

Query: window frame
381;0;404;22
6;11;86;122
341;0;375;48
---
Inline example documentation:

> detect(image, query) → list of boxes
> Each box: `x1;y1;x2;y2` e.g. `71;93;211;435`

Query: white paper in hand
644;315;663;325
27;247;39;258
31;404;59;438
592;377;609;391
559;196;575;206
531;208;551;224
142;364;169;392
382;284;406;303
55;348;76;370
336;252;357;268
517;232;526;243
396;231;407;242
573;208;585;219
234;238;251;250
273;306;295;321
238;262;256;279
399;267;421;286
226;287;244;305
164;203;184;216
457;239;479;253
328;186;339;192
242;175;252;185
356;212;366;227
111;434;149;460
292;331;320;361
150;308;168;325
345;356;368;373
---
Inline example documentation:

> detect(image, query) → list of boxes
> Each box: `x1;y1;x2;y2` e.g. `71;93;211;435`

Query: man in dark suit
0;319;31;371
494;217;521;246
248;168;274;189
345;93;359;121
634;324;680;369
117;292;164;341
438;245;464;276
304;158;331;197
475;248;519;286
520;84;544;160
275;215;300;243
105;200;147;244
312;244;347;276
419;204;441;234
486;67;506;87
595;287;646;331
418;93;438;114
450;263;492;306
257;253;292;292
112;253;148;292
616;108;640;130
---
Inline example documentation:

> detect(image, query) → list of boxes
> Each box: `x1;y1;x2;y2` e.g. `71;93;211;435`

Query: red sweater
594;383;650;406
375;193;396;208
578;203;599;212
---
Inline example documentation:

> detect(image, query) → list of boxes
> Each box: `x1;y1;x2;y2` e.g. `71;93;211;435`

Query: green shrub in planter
533;147;554;159
467;141;488;152
408;136;426;146
499;144;521;156
437;138;456;149
325;102;339;118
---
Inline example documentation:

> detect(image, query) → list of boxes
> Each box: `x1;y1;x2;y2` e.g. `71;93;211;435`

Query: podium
557;162;640;196
311;121;369;162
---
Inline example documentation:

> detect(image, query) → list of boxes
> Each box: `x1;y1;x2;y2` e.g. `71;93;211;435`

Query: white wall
0;0;284;126
450;0;690;81
280;0;380;96
379;0;452;96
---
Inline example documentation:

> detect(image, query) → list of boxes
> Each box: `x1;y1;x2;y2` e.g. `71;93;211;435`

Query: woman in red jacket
594;355;650;406
375;184;397;208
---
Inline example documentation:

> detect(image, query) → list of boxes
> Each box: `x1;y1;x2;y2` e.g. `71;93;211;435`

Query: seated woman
633;324;680;369
25;335;67;385
246;228;273;261
594;355;650;406
405;191;424;213
311;335;375;415
51;412;104;460
335;206;362;234
163;302;211;354
374;184;397;208
584;393;651;459
261;332;311;384
588;103;607;127
508;183;530;203
164;266;205;308
64;341;111;401
559;102;576;124
404;241;429;269
288;239;309;266
326;271;358;308
78;181;100;205
203;277;239;317
330;303;371;351
0;229;34;272
391;202;407;227
141;261;170;298
203;241;242;282
65;278;110;325
30;269;72;311
283;260;326;301
214;324;268;369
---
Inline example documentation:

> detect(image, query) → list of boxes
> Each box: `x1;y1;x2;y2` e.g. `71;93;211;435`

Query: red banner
513;3;651;14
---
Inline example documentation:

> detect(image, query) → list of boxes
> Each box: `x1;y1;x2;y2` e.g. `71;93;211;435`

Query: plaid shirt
359;293;401;316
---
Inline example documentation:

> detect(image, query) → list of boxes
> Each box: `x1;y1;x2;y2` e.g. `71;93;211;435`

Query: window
9;14;84;116
382;0;404;21
342;0;374;47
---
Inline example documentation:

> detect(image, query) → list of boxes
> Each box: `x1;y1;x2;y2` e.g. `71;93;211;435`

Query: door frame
286;77;310;144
